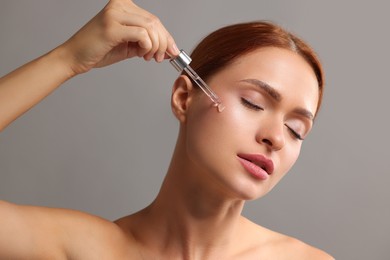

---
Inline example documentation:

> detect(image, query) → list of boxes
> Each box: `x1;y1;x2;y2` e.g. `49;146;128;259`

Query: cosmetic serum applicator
169;49;225;112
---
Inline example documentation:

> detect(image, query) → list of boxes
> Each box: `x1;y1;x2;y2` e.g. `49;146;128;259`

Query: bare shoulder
240;218;334;260
276;235;334;259
0;200;137;259
48;205;133;258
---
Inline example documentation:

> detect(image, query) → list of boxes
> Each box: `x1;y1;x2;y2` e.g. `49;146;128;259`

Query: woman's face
183;47;319;200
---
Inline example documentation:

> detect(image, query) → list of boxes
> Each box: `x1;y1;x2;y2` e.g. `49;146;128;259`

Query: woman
0;0;333;259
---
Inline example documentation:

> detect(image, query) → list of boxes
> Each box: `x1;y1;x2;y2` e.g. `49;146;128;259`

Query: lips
237;153;274;180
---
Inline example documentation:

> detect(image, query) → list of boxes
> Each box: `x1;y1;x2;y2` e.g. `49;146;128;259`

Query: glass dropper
169;50;225;112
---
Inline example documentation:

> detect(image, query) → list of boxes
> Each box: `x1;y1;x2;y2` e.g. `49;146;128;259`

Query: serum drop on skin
169;50;225;112
215;103;225;112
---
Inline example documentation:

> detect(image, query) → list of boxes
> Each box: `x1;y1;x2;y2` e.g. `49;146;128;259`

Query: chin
227;180;273;201
239;190;270;201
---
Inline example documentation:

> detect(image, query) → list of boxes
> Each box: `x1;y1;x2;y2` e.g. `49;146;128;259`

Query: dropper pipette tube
169;50;225;112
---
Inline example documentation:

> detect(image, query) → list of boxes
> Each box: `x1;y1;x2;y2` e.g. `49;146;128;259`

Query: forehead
209;47;320;114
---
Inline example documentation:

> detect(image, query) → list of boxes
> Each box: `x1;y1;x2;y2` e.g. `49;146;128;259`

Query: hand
0;0;179;131
60;0;179;75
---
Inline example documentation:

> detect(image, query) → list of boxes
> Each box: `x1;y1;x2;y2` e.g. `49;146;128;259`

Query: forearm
0;46;76;131
0;0;178;133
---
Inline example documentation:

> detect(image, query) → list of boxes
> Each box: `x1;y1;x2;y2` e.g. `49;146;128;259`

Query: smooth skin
0;0;334;259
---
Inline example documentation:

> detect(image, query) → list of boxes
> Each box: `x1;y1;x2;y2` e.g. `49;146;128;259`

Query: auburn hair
189;21;324;114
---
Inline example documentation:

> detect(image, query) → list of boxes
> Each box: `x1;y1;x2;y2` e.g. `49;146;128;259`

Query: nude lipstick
237;153;274;180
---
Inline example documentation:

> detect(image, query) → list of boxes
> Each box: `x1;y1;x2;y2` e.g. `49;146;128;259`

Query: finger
154;28;168;62
111;12;155;54
166;34;180;58
114;25;153;57
142;15;163;61
108;2;178;60
115;9;175;60
118;11;162;60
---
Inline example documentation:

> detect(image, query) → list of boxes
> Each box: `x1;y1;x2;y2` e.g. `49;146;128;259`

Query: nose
255;116;285;151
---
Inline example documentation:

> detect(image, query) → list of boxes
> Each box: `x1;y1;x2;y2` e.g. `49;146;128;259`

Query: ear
171;75;195;123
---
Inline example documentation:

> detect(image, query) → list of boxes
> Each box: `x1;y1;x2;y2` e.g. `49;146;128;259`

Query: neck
130;136;246;259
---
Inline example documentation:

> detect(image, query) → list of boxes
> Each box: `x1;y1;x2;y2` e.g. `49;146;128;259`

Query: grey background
1;0;389;259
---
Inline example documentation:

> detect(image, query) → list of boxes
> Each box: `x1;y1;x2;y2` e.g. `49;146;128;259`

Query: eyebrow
293;107;314;121
239;79;282;102
239;78;315;121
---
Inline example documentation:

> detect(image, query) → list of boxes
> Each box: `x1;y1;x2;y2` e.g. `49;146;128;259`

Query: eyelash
285;125;304;141
240;98;264;111
241;98;304;141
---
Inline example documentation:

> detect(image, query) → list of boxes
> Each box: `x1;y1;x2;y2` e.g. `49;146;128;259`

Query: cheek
185;94;253;168
275;143;302;181
190;93;253;140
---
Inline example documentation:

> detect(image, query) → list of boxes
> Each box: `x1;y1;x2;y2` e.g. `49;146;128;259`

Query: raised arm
0;0;178;258
0;0;179;132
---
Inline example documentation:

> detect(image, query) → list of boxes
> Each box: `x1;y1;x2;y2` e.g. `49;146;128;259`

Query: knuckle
144;14;160;29
167;34;174;44
108;0;123;8
137;28;152;48
137;27;149;39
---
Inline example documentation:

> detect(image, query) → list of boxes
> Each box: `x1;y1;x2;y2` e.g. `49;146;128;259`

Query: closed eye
240;98;264;111
285;124;304;141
